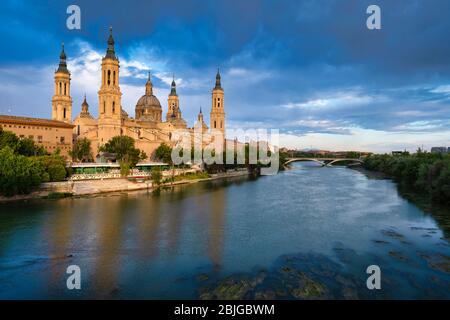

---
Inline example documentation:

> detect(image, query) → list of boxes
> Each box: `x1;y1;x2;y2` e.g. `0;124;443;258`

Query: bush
0;147;44;196
34;154;68;182
47;164;67;181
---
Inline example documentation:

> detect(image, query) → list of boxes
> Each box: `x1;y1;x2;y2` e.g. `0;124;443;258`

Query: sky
0;0;450;152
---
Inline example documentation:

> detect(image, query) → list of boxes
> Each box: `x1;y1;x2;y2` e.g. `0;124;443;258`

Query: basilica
52;27;225;158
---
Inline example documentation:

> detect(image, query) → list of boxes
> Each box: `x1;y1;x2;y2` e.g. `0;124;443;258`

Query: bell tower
167;75;180;121
52;43;72;123
98;27;122;145
210;69;225;134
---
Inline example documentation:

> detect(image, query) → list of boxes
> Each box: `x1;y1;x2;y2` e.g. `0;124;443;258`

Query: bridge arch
284;158;363;167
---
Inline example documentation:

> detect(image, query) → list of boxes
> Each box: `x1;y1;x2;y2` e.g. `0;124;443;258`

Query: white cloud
430;84;450;94
282;93;378;110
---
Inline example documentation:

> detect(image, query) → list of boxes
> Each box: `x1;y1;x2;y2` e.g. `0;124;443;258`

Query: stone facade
0;115;74;156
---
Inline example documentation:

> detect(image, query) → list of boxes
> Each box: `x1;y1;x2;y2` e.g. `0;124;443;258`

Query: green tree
154;143;173;164
151;166;162;187
0;127;20;152
0;146;44;196
99;135;146;167
17;138;46;156
35;154;68;182
0;128;46;156
70;138;93;162
120;161;131;177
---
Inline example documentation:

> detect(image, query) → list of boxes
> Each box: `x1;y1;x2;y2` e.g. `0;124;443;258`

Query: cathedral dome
136;95;162;110
135;73;162;122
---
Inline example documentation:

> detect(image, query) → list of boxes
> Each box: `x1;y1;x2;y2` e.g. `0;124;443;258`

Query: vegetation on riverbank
0;128;69;196
164;171;210;183
363;151;450;205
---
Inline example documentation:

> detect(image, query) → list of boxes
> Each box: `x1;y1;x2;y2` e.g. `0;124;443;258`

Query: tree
99;135;146;167
120;162;131;177
35;154;68;182
70;138;93;162
0;146;44;196
151;166;162;187
0;127;46;156
17;138;46;156
0;127;20;152
154;143;173;164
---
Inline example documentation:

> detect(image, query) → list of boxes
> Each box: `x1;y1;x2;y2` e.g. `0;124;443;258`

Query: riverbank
0;169;250;202
350;165;450;238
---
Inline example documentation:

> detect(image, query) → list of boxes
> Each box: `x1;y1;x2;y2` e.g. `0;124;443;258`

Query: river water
0;162;449;299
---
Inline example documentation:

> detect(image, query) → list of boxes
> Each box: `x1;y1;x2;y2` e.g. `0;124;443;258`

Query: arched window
103;101;106;114
220;121;223;129
214;120;216;128
107;70;111;85
113;71;116;85
112;101;115;114
59;83;62;95
64;83;67;95
103;70;106;85
63;108;66;119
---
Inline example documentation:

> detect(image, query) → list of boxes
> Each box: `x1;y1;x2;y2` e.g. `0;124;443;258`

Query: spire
170;74;177;96
214;68;222;90
198;107;204;121
105;26;117;60
145;71;153;95
81;94;89;113
56;42;69;74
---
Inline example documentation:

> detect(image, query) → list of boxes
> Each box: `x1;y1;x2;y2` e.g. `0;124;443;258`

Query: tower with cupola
210;69;225;135
97;27;122;145
167;76;181;121
51;43;72;123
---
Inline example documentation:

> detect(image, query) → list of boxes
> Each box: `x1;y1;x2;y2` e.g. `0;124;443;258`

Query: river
0;162;449;299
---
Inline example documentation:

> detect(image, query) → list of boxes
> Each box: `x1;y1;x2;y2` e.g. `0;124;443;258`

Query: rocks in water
289;272;327;299
417;251;450;273
372;239;390;245
381;229;405;240
196;273;209;282
410;227;438;231
388;251;409;261
199;275;256;300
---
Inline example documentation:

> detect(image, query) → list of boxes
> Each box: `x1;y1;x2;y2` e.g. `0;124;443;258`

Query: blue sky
1;0;450;152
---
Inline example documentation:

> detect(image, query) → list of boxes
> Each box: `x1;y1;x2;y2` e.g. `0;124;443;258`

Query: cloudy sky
1;0;450;152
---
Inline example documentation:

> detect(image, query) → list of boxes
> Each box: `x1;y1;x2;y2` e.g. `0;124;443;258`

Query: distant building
392;151;404;156
431;147;448;154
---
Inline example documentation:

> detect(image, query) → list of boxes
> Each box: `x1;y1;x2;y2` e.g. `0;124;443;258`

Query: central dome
135;73;162;122
136;95;161;110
